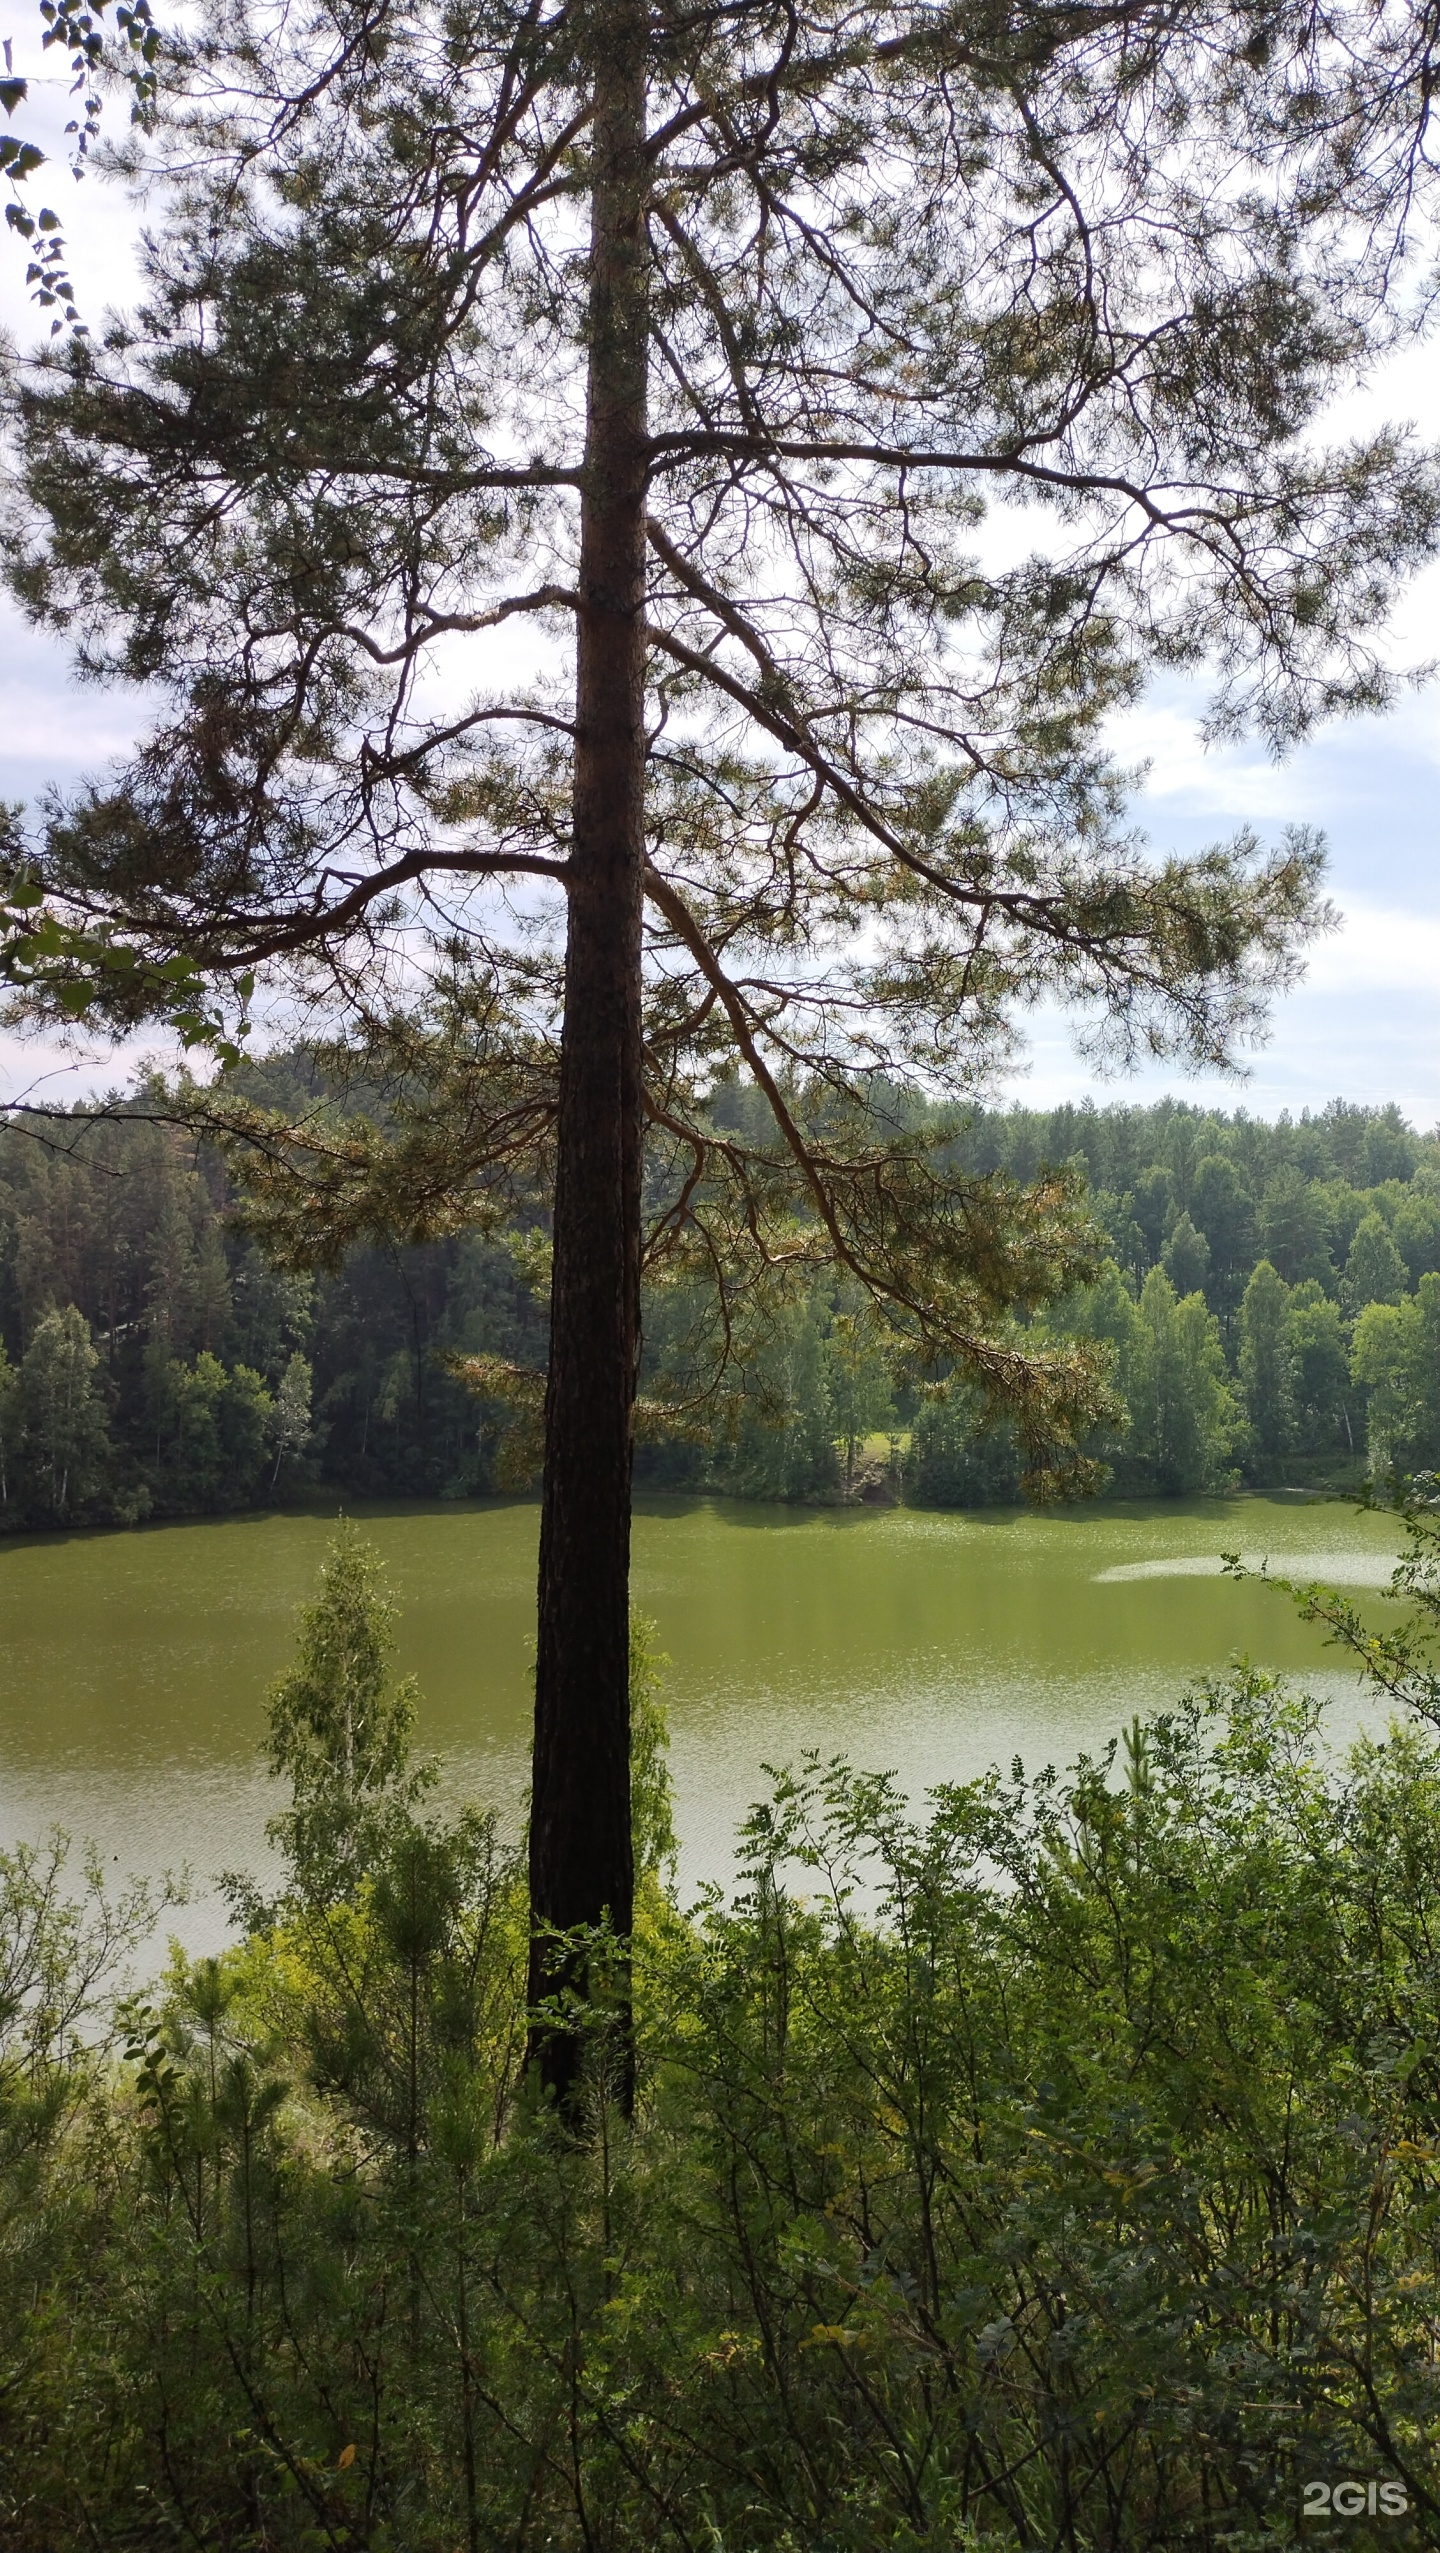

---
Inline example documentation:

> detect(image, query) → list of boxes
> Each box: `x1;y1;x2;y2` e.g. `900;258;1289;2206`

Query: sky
1;4;1437;1133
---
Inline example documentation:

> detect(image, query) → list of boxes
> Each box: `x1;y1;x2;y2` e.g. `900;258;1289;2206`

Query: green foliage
143;1342;274;1511
1160;1205;1209;1296
254;1525;435;1910
0;1829;180;2528
1190;1150;1257;1308
12;1519;1440;2541
1238;1257;1296;1477
951;1099;1440;1500
268;1348;312;1485
1128;1162;1177;1262
0;1087;1435;1527
1344;1209;1409;1314
909;1384;1023;1508
16;1302;108;1518
11;0;1440;1508
1351;1276;1440;1485
1289;1282;1357;1458
1118;1267;1237;1495
0;1340;19;1511
629;1613;677;1890
821;1293;896;1493
1392;1187;1440;1286
1258;1163;1337;1287
707;1292;842;1503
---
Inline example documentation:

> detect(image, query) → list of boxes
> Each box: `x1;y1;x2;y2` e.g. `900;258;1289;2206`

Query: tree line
648;1085;1440;1504
0;1084;1432;1530
913;1091;1440;1503
0;1098;334;1527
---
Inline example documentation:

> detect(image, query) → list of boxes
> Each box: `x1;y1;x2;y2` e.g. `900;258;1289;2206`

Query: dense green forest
7;1512;1440;2547
911;1091;1440;1507
0;1086;1434;1528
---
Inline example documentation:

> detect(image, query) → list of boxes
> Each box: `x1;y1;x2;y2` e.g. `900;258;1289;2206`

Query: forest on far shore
0;1079;1434;1532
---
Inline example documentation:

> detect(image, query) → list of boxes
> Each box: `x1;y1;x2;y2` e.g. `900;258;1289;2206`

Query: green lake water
0;1492;1410;1949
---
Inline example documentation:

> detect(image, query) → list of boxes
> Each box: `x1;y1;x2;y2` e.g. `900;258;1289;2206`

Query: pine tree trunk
528;16;649;2116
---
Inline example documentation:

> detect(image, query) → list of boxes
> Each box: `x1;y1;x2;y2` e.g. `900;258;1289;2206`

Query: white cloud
1308;901;1440;994
1110;703;1305;820
0;669;149;777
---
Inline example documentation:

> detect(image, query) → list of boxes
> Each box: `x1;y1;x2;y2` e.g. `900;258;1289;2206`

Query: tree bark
527;11;649;2116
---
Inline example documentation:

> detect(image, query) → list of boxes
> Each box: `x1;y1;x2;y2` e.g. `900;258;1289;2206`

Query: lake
0;1491;1410;1949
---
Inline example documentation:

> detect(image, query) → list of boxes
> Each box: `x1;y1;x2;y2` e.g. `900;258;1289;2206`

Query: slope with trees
0;1087;1432;1522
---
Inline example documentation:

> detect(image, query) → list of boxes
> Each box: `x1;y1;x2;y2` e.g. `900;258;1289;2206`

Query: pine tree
1129;1168;1179;1268
1162;1213;1211;1302
1259;1169;1335;1288
7;1;1440;2099
1190;1155;1257;1315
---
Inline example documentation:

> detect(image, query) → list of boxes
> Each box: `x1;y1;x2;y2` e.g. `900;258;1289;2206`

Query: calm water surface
0;1492;1408;1947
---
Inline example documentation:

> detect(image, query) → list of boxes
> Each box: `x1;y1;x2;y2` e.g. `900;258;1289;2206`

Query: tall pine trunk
527;14;649;2115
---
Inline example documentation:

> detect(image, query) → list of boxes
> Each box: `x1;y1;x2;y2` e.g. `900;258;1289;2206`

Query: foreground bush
5;1518;1440;2548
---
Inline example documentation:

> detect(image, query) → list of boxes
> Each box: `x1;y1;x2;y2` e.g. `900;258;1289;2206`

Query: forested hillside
0;1086;1433;1529
915;1092;1440;1506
